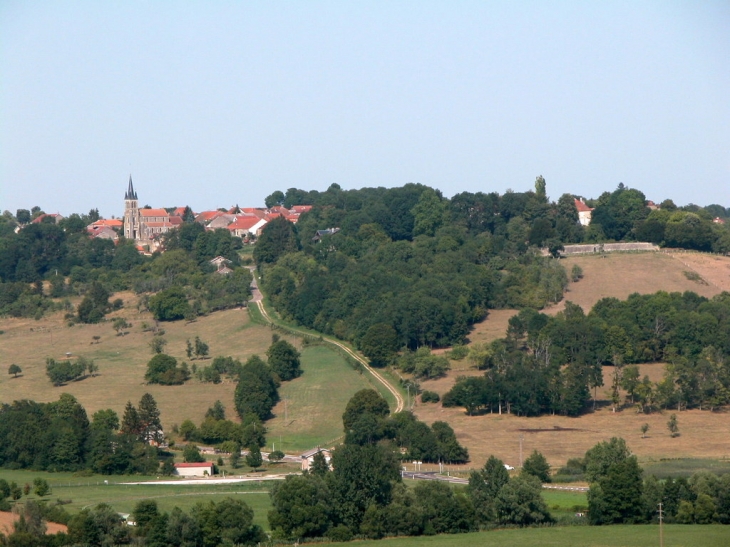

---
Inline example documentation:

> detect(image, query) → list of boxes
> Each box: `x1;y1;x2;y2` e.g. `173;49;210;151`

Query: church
123;176;180;249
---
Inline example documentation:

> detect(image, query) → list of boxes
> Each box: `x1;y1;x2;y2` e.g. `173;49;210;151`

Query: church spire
125;175;137;200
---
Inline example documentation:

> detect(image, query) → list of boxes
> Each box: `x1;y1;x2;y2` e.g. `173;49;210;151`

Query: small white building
300;447;332;471
174;462;214;477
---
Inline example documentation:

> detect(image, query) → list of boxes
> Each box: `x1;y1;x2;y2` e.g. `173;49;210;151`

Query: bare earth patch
0;511;67;536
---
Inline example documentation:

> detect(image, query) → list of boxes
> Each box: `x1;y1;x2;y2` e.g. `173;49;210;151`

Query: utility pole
519;434;524;467
658;502;664;547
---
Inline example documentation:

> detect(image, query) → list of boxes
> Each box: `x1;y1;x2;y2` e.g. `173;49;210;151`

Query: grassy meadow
327;525;729;547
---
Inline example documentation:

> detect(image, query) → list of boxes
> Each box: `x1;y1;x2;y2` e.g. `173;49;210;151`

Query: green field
642;458;730;478
328;525;728;547
0;469;274;530
265;344;378;453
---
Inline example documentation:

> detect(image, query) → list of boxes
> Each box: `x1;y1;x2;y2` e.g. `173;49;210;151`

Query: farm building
300;447;331;471
174;462;214;477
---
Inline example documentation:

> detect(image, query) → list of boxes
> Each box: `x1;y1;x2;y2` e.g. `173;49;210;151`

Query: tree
194;336;209;359
138;393;163;444
149;286;191;321
570;264;583;282
186;338;194;359
265;190;285;208
8;364;21;378
192;498;265;547
268;450;285;463
266;339;302;381
468;455;510;524
360;324;399;367
112;317;131;336
494;474;553;526
253;216;299;264
120;401;142;438
310;451;330;476
641;423;650;438
668;413;680;437
245;445;263;471
588;456;644;524
342;389;390;432
522;450;551;483
77;281;111;323
183;444;205;463
584;438;632;483
330;443;401;533
145;353;189;385
234;355;279;421
205;400;226;421
32;478;50;497
149;336;167;354
268;475;334;539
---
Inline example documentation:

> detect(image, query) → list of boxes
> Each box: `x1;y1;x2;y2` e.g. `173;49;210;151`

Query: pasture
327;525;729;547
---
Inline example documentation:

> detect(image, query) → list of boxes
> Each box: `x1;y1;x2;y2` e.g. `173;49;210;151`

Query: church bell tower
123;175;140;241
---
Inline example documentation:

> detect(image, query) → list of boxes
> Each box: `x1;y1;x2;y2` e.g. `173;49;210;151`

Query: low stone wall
560;242;659;256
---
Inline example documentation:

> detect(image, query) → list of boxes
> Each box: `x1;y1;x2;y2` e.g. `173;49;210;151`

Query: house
216;265;233;275
227;216;268;238
87;225;119;241
713;217;726;225
300;447;331;471
174;462;215;477
574;199;593;226
31;213;64;224
209;256;231;268
312;228;340;242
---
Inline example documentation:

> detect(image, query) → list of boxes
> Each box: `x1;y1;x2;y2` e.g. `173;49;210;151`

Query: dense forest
256;181;729;353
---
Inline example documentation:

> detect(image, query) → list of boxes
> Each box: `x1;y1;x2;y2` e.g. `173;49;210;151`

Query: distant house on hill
174;462;214;477
574;199;593;226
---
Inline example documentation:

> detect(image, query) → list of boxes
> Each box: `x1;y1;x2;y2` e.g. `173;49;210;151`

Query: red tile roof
228;217;261;231
140;208;169;217
574;199;593;213
174;462;214;468
90;219;123;228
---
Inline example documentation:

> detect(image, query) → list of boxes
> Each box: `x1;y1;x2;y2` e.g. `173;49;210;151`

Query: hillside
415;251;730;468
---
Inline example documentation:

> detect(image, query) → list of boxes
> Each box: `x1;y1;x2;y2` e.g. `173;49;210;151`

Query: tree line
0;393;164;475
443;290;730;417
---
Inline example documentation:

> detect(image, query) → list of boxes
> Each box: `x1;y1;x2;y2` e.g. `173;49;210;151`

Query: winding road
249;269;404;413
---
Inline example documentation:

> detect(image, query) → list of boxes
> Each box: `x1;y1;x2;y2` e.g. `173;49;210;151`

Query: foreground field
328;525;728;547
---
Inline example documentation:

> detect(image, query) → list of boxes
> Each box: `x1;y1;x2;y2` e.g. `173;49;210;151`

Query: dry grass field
0;511;67;536
414;252;730;470
0;295;286;432
548;252;726;315
415;362;730;470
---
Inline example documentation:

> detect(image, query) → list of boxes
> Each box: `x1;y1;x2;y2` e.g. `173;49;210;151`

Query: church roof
125;175;138;200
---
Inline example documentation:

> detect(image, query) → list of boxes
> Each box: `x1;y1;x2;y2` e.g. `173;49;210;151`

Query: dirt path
251;272;404;413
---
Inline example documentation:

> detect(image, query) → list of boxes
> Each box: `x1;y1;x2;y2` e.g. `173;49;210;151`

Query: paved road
401;471;589;491
250;269;404;413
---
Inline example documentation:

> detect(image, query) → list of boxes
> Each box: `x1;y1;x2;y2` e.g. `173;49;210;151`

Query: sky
1;1;728;219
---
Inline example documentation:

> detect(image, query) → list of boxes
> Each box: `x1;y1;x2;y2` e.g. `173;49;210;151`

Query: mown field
265;344;380;453
327;525;729;547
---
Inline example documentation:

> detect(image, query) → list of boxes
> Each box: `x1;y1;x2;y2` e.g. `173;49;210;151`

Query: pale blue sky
1;1;728;218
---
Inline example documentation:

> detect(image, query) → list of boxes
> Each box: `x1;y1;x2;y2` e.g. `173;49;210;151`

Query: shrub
421;390;440;403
